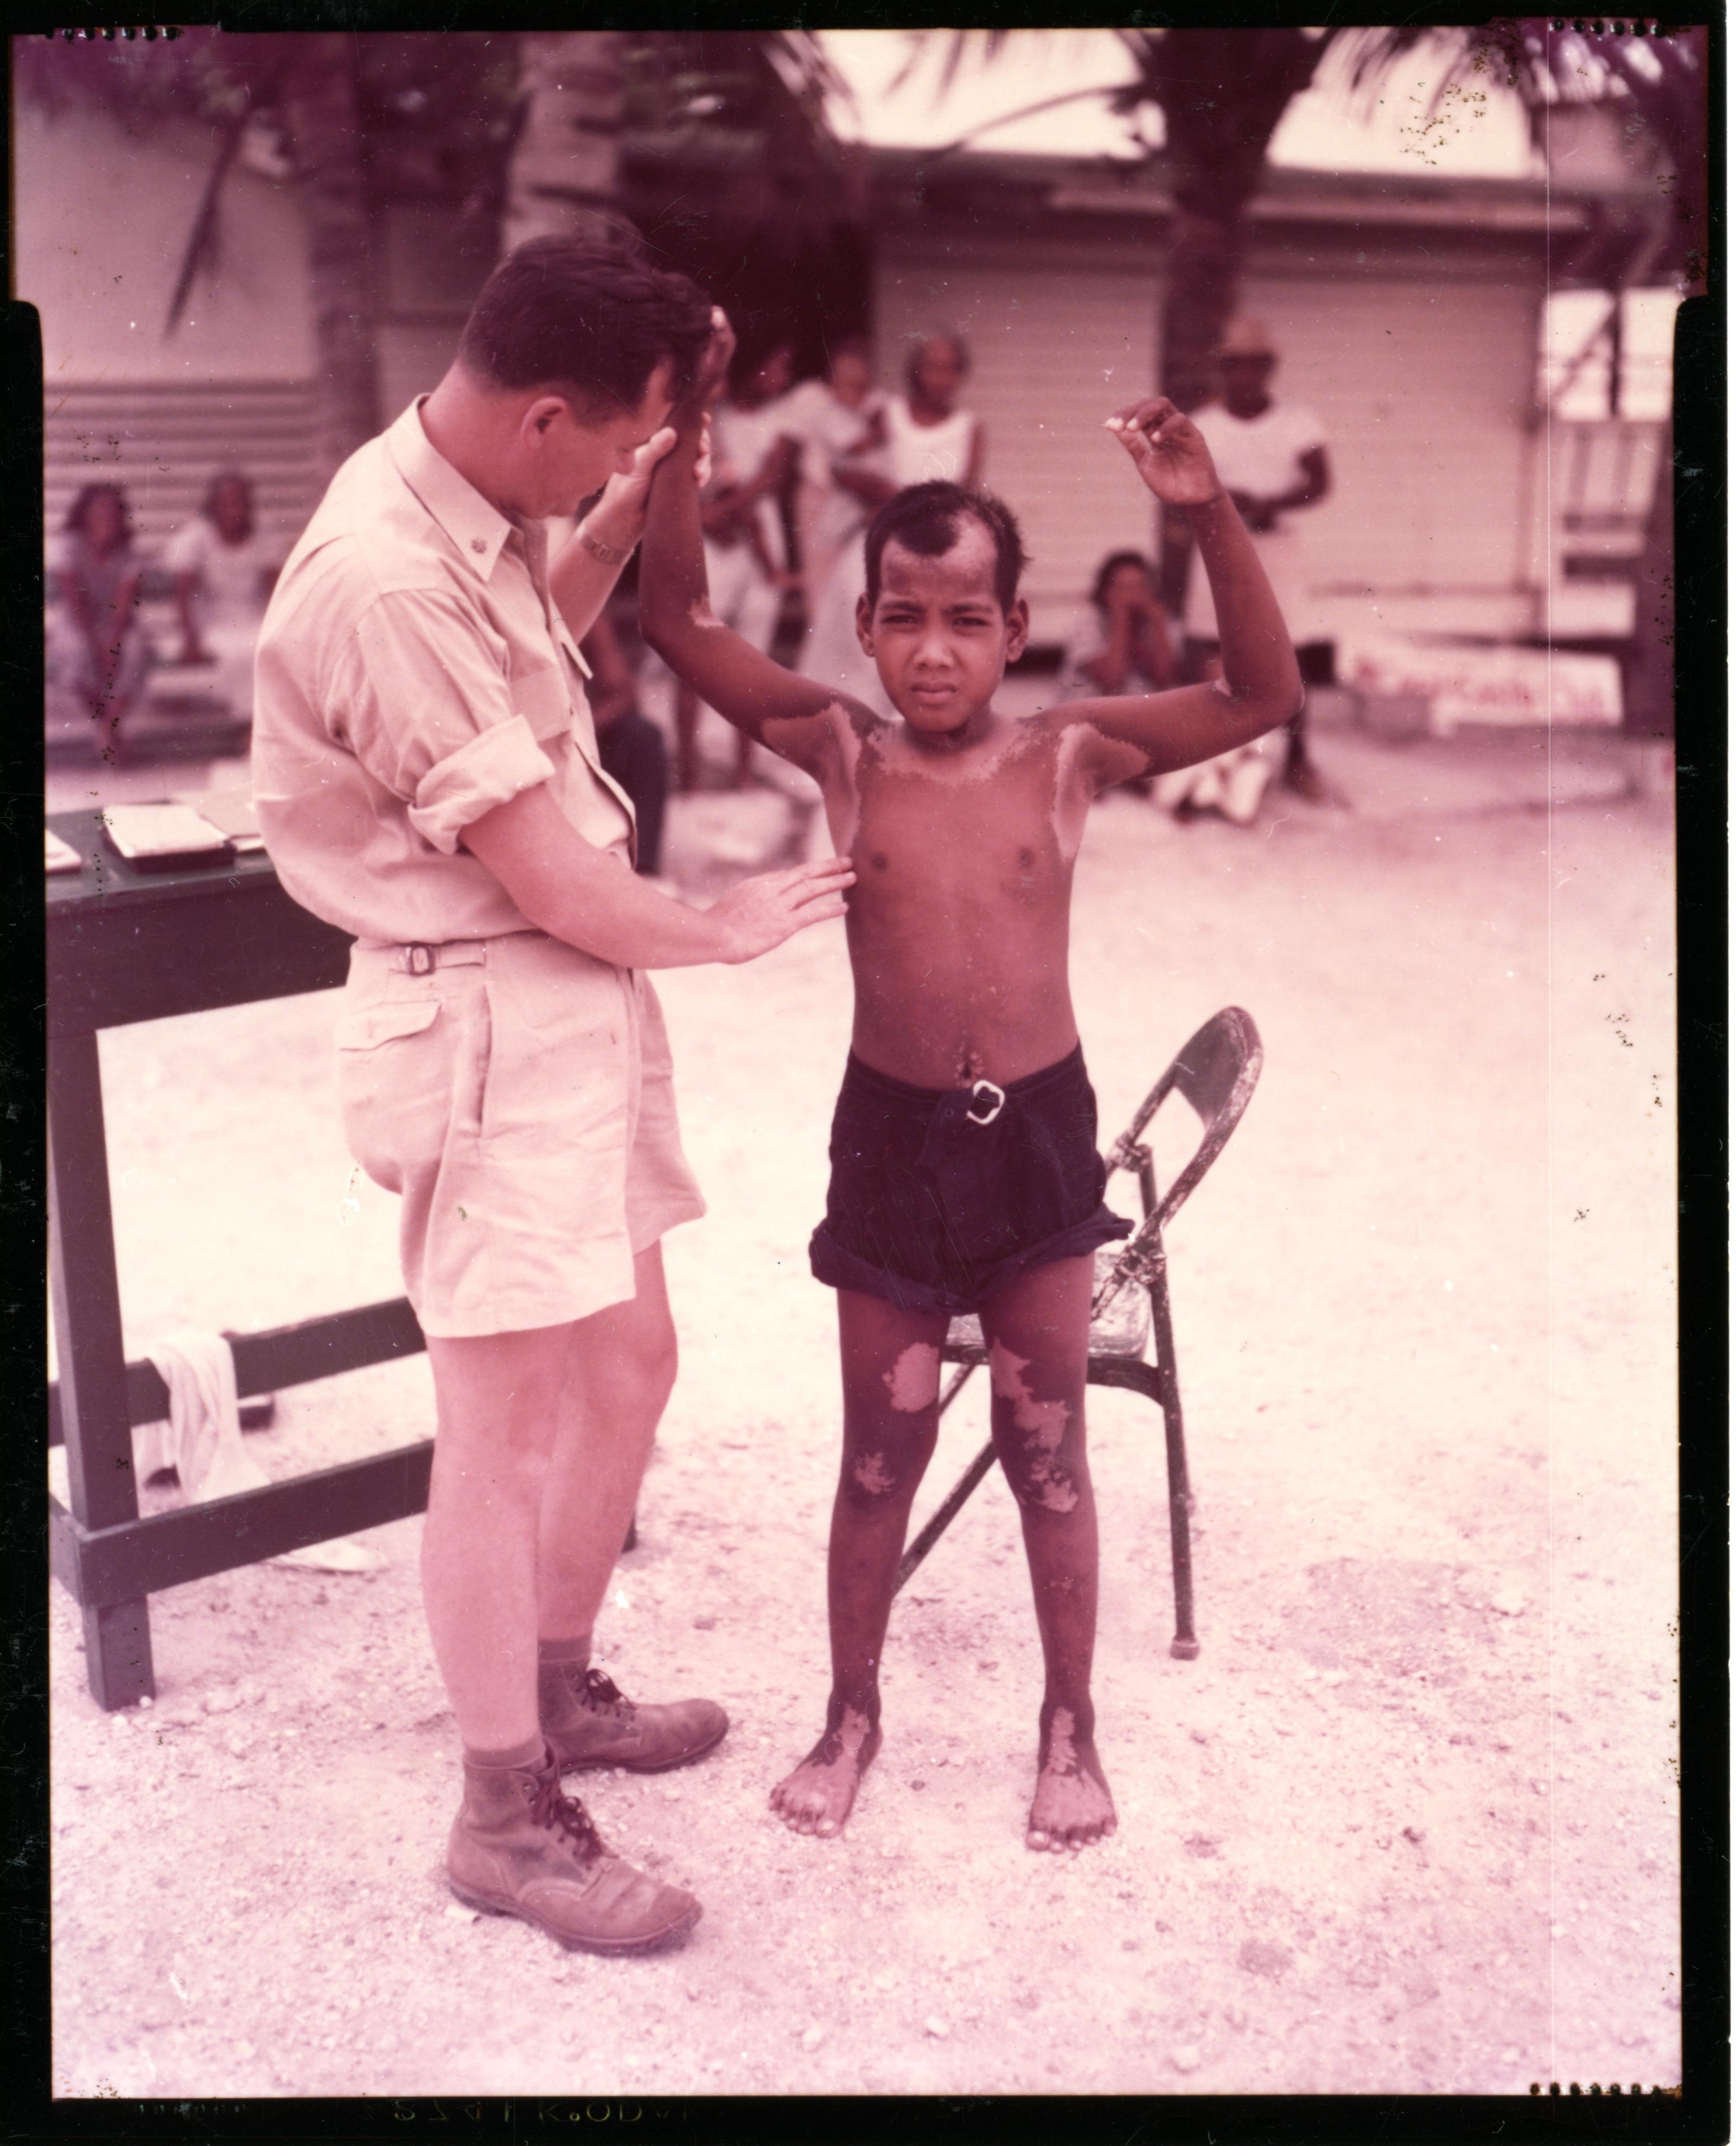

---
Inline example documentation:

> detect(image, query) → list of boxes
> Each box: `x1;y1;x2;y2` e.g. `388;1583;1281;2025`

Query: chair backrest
1094;1008;1263;1312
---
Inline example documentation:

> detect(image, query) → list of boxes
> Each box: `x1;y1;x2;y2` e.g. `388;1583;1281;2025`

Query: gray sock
537;1632;593;1669
463;1733;547;1772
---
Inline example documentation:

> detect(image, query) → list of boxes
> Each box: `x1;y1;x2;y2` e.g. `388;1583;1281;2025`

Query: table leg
48;1027;155;1709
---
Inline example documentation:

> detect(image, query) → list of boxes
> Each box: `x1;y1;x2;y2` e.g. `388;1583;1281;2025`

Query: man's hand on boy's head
1105;398;1224;510
582;425;683;551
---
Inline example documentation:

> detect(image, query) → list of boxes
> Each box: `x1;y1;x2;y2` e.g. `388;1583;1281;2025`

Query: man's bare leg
537;1244;677;1643
770;1288;949;1836
979;1256;1118;1852
422;1322;575;1751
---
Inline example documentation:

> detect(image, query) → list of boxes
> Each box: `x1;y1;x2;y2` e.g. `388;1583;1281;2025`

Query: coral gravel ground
48;718;1679;2098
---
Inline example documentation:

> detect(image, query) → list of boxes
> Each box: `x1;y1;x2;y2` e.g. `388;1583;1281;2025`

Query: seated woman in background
1057;549;1178;702
166;469;283;723
46;481;151;761
1061;550;1272;827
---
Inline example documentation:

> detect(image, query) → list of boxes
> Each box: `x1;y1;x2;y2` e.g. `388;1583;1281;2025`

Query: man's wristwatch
577;526;636;567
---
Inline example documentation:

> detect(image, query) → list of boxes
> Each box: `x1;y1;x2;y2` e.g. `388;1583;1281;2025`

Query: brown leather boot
446;1745;700;1955
540;1663;729;1775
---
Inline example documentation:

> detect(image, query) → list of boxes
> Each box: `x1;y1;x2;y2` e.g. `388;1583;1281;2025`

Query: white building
18;95;1664;656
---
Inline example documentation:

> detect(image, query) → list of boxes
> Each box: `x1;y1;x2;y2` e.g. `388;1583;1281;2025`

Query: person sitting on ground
46;481;151;762
580;606;669;881
165;469;284;723
1181;316;1339;806
672;335;801;793
1062;552;1272;826
640;316;1300;1855
1057;549;1177;704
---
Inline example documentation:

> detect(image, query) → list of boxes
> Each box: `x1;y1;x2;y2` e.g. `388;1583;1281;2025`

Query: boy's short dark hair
458;234;714;419
864;481;1029;615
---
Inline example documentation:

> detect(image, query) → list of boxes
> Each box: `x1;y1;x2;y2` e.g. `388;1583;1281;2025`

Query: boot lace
577;1666;636;1722
527;1771;605;1867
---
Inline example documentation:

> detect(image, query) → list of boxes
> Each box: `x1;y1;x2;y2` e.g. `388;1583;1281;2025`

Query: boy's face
857;520;1028;736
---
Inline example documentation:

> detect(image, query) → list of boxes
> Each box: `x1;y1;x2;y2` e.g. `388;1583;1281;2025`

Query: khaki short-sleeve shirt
252;400;636;945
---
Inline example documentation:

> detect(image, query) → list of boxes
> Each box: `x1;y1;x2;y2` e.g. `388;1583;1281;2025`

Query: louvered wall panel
1235;271;1540;600
43;381;321;566
875;247;1162;644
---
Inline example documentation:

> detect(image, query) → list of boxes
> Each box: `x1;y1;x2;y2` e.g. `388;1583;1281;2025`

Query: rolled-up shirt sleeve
408;716;555;853
330;586;557;850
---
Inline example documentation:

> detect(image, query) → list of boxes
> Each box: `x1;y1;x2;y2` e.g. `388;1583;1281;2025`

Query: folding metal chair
891;1006;1264;1660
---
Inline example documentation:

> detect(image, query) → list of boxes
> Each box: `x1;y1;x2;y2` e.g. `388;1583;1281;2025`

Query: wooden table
47;810;432;1709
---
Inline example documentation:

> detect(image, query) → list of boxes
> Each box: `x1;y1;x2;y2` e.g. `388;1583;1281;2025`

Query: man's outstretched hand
1105;397;1225;510
707;855;855;963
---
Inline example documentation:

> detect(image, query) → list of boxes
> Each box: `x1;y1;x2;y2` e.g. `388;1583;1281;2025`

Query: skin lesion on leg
851;1450;898;1497
987;1341;1082;1513
882;1340;941;1415
979;1257;1118;1852
769;1693;884;1838
773;1289;947;1841
1028;1701;1118;1856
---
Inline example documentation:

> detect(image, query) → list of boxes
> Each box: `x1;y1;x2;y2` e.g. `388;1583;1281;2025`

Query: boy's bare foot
770;1702;882;1838
1027;1705;1117;1852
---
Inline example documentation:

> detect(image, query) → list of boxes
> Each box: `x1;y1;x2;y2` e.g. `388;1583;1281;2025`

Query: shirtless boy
640;329;1301;1852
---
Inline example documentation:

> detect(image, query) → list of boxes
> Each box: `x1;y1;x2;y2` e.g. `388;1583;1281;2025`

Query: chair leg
1147;1274;1199;1660
891;1360;981;1595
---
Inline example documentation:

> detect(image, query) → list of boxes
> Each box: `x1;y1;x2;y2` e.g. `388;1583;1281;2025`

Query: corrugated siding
1235;270;1540;599
877;243;1544;644
874;246;1161;643
43;381;321;567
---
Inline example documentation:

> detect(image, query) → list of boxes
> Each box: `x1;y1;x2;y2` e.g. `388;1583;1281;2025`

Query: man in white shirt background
1182;318;1337;805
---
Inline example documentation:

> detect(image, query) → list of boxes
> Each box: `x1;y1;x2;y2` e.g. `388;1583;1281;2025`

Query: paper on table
100;803;233;868
46;828;83;875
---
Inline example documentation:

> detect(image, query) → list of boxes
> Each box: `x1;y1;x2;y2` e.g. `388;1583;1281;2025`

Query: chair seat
943;1238;1151;1360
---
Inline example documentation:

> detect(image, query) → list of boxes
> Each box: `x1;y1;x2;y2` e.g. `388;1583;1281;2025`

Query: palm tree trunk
280;35;382;483
1147;29;1325;608
501;31;631;253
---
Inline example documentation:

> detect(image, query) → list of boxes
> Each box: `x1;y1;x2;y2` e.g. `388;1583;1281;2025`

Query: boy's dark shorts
808;1045;1132;1317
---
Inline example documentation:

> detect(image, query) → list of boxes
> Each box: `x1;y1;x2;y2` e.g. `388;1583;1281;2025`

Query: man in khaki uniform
253;237;852;1954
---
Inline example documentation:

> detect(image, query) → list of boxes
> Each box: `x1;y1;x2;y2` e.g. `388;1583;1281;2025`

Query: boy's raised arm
1051;398;1303;785
638;319;846;774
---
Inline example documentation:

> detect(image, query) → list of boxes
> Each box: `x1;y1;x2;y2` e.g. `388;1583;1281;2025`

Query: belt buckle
405;944;433;976
966;1078;1006;1127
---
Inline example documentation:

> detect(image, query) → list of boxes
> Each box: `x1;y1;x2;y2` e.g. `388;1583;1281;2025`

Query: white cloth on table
1183;400;1326;645
139;1329;381;1571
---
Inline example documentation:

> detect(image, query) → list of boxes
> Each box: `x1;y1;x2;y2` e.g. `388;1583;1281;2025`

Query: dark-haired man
641;335;1300;1857
253;238;854;1954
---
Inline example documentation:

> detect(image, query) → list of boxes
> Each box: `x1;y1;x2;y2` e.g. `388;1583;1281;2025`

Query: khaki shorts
336;933;706;1338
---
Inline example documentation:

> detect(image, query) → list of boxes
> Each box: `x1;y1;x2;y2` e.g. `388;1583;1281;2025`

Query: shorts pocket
335;999;441;1052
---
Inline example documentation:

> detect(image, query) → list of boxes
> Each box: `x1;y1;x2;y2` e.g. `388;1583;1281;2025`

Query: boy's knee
841;1423;935;1505
992;1426;1083;1515
882;1341;941;1416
